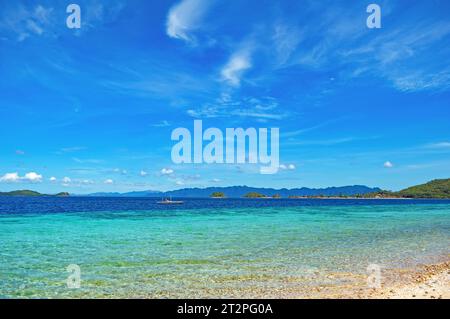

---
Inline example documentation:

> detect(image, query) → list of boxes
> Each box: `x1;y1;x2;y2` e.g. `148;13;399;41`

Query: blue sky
0;0;449;194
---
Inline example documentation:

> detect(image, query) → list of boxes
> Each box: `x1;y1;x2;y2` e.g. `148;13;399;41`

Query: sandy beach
307;260;450;299
243;258;450;299
369;261;450;299
170;259;450;299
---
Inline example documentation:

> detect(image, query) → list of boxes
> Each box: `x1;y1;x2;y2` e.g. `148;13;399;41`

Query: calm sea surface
0;197;449;298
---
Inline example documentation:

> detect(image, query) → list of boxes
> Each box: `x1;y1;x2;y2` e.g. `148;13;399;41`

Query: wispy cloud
424;142;450;149
221;49;252;87
283;118;345;138
338;20;450;92
271;23;303;66
75;0;126;33
166;0;211;43
285;137;360;147
60;146;86;153
152;120;171;128
0;1;126;41
0;4;54;41
187;95;289;120
73;158;104;164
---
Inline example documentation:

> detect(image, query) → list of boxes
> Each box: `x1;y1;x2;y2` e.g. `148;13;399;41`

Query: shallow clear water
0;197;449;298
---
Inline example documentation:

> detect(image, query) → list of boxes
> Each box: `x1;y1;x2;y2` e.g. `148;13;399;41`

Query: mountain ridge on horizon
84;185;382;198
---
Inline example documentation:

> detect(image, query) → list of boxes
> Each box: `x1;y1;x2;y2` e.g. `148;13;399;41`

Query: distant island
94;179;447;199
1;179;449;199
392;178;450;199
210;192;226;198
85;185;382;198
288;179;450;199
0;190;69;197
244;192;268;198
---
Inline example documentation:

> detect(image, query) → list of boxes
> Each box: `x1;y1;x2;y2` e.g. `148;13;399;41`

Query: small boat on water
157;197;184;205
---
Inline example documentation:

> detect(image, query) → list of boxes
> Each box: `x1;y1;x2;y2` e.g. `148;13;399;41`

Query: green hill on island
0;190;42;196
0;190;70;197
210;192;226;198
396;179;450;199
244;192;267;198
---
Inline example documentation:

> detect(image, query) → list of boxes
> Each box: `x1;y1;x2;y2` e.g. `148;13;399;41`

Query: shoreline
222;257;450;299
368;261;450;299
296;259;450;299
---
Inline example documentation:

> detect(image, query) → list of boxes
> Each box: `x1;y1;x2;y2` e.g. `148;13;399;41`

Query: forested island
240;179;450;199
289;179;450;199
0;190;69;197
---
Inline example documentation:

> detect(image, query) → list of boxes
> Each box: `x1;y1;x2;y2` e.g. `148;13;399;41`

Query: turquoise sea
0;197;449;298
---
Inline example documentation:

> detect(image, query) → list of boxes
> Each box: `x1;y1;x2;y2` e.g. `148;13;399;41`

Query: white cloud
0;172;42;183
104;179;114;184
161;168;174;175
49;177;57;182
62;177;71;184
166;0;210;43
279;164;296;171
24;172;42;182
140;170;148;177
384;161;394;168
112;168;127;175
0;172;20;183
221;51;252;87
211;178;221;183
